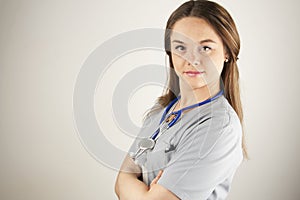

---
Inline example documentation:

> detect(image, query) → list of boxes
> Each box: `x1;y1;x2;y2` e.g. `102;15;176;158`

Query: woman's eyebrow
172;39;185;44
199;39;216;44
172;39;216;44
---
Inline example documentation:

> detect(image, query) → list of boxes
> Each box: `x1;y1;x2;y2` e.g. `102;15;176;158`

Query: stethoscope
131;90;224;160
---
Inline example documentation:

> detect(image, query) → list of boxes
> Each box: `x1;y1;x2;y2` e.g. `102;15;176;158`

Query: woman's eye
200;46;212;53
174;45;186;52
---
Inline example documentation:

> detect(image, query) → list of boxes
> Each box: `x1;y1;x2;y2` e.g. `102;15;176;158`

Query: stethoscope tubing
151;90;224;140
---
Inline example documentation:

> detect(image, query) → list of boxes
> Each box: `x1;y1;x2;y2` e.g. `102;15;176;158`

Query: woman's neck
174;81;221;112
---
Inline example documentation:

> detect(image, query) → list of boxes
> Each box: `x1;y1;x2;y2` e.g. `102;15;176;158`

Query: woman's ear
224;53;229;63
223;46;230;61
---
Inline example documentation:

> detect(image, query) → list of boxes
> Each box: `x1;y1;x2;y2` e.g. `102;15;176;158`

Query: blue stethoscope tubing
151;90;224;140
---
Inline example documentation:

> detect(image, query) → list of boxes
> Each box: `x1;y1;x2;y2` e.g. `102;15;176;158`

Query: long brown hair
144;0;248;158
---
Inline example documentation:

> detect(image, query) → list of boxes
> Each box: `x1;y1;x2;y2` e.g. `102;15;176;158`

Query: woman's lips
184;71;205;77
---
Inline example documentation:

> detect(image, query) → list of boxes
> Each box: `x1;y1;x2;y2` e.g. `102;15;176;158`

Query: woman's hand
150;170;163;188
116;167;179;200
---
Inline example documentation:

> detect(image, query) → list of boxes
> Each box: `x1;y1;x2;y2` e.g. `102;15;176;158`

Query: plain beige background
1;0;300;199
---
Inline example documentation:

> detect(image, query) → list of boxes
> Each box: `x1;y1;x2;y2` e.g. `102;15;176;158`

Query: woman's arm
114;155;179;200
114;154;145;199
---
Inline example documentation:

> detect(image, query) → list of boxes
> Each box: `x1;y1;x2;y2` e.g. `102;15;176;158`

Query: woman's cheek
171;57;183;77
171;53;186;69
207;54;225;75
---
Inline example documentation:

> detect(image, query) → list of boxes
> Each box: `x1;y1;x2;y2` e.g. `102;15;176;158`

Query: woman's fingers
150;170;163;186
156;170;163;179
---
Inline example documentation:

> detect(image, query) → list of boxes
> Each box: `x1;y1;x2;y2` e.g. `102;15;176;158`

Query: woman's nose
193;60;200;66
186;49;201;67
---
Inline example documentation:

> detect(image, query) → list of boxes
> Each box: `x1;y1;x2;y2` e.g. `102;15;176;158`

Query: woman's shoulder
142;101;164;121
185;96;240;128
217;96;242;133
183;96;243;159
140;101;166;131
202;95;241;128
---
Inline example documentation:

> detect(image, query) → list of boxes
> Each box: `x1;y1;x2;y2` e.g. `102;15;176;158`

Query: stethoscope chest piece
138;138;155;150
132;138;156;160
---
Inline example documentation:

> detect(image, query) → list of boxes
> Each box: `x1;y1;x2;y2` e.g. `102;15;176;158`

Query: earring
225;58;229;63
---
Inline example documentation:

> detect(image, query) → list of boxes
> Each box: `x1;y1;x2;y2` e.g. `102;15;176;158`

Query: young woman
115;0;247;199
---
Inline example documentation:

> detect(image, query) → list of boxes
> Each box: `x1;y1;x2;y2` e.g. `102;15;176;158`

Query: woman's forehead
170;17;222;44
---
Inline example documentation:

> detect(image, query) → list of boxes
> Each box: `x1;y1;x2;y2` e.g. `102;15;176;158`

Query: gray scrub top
128;95;243;200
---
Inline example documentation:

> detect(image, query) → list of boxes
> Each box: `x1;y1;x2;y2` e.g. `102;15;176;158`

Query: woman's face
170;17;227;90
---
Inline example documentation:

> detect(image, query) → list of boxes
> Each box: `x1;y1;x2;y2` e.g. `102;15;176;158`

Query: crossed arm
114;154;180;200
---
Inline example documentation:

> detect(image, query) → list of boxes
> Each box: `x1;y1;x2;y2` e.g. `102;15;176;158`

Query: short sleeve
157;111;243;200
